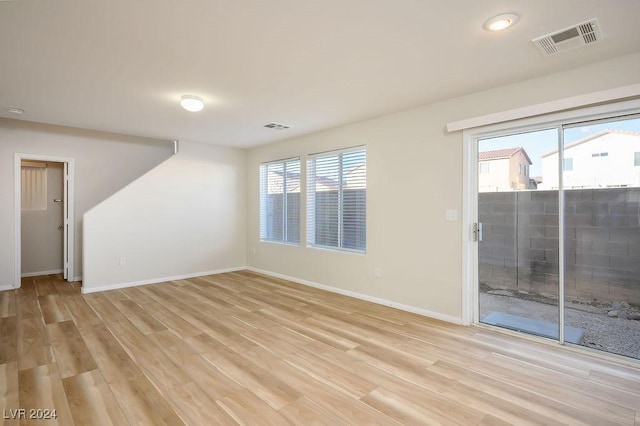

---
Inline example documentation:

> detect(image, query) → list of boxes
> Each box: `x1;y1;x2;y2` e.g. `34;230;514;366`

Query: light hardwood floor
1;271;639;425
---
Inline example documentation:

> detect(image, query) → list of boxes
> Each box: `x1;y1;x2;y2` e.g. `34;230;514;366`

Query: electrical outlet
374;267;382;278
119;256;127;266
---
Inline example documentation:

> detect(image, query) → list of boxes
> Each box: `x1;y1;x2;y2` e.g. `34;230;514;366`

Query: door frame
14;153;75;288
462;98;640;329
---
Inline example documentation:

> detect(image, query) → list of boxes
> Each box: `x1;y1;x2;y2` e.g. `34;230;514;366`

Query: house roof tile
479;147;532;164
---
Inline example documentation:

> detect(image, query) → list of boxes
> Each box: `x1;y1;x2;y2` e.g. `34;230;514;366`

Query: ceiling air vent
264;122;291;130
533;19;602;56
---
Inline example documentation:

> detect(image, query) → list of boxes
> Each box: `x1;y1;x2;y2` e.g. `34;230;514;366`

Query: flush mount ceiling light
180;95;204;112
484;13;519;31
7;107;24;114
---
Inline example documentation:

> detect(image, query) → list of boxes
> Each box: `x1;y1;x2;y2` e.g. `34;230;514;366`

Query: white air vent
533;19;602;56
264;122;291;130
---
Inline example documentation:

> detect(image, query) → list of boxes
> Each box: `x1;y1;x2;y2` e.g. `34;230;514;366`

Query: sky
478;117;640;177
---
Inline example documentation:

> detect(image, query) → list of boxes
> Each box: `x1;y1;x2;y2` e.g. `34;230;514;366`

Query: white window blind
259;158;300;244
21;162;47;210
307;147;366;252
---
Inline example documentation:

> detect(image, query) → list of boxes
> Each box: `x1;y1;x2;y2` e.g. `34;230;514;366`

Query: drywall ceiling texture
83;141;247;291
1;1;640;148
246;52;640;322
0;119;174;287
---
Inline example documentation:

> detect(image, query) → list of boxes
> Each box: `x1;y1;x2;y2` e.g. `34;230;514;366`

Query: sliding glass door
476;114;640;360
477;128;564;341
561;116;640;358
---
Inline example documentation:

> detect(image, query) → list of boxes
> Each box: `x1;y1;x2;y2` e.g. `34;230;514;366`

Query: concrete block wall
479;188;640;304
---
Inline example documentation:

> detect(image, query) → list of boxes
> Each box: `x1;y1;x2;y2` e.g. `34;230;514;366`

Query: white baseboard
21;269;64;278
78;266;463;326
244;267;463;325
80;266;245;294
0;284;14;292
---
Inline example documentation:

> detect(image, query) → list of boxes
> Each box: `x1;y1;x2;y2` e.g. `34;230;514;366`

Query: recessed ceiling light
7;107;24;114
180;95;204;112
484;13;519;31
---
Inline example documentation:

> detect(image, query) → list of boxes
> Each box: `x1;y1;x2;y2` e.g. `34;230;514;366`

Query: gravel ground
479;291;640;360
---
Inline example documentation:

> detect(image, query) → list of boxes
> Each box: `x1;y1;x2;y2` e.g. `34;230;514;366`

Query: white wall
0;118;174;288
246;52;640;322
82;141;246;292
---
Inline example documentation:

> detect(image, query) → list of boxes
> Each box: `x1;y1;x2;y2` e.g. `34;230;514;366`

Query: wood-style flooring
1;271;639;425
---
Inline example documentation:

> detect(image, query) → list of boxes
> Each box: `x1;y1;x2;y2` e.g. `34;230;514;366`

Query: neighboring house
539;130;640;189
530;176;543;189
478;147;533;192
266;169;302;194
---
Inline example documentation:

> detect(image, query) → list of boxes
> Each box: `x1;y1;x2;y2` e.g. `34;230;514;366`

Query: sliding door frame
462;99;640;338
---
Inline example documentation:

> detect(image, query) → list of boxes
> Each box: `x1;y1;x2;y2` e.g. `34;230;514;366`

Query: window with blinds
259;158;301;244
307;147;366;252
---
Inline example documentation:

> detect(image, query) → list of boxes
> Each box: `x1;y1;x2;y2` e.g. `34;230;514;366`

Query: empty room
1;1;640;424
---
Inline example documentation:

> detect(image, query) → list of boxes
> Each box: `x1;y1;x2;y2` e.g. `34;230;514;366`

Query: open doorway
21;160;64;277
14;153;75;288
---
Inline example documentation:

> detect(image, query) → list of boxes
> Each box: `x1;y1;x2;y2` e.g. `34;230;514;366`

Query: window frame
306;146;367;254
259;157;301;245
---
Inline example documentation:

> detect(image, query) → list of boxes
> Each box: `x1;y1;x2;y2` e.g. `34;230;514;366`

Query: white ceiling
1;1;639;148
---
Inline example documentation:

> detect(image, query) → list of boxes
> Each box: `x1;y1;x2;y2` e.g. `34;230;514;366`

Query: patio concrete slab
482;311;584;344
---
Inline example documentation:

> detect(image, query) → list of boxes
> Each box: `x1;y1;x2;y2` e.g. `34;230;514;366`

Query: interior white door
63;162;69;280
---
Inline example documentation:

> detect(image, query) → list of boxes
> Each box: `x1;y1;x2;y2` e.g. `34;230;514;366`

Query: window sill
259;239;300;247
307;244;366;255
